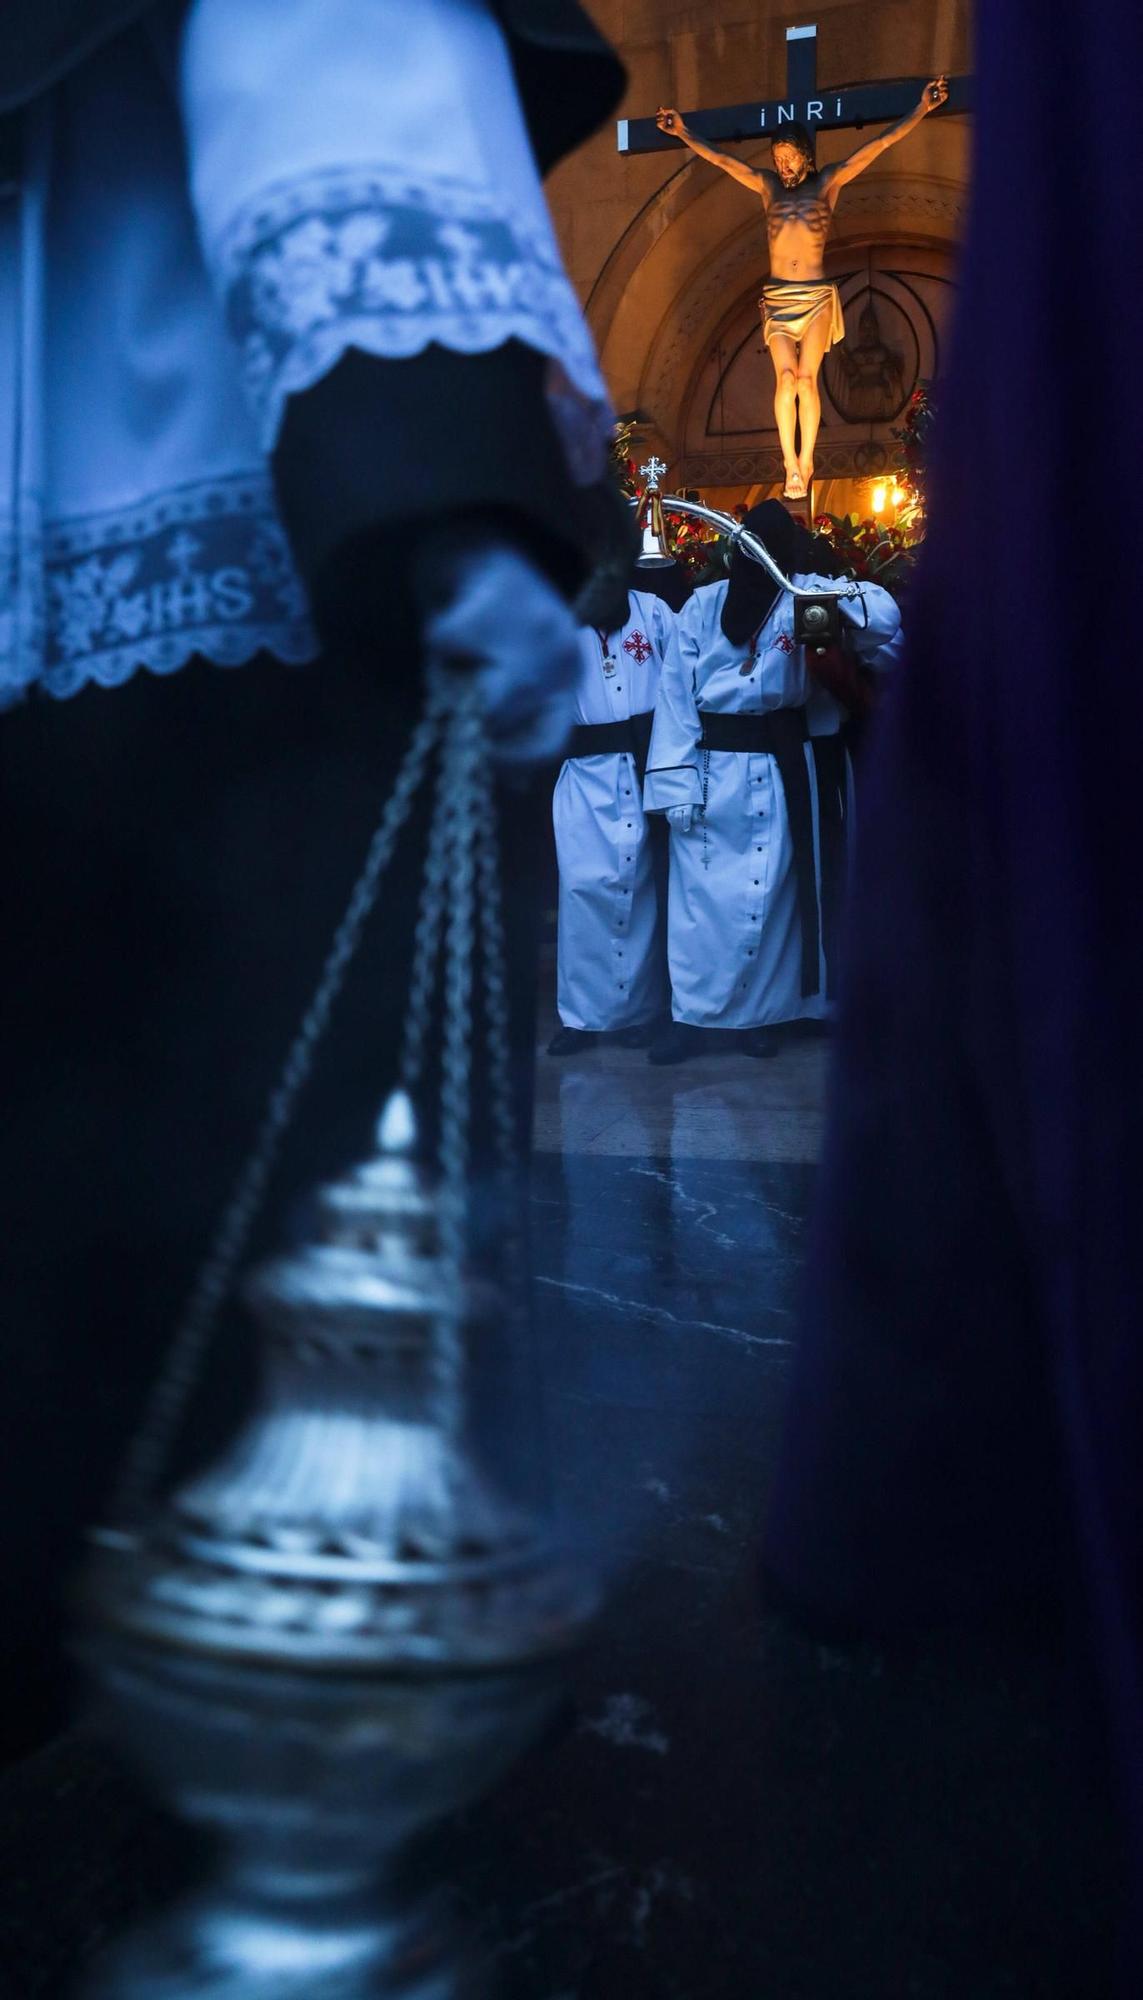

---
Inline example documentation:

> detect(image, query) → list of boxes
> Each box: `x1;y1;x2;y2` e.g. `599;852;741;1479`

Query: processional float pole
78;671;598;1998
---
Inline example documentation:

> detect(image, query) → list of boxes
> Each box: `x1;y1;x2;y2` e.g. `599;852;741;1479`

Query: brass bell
635;457;675;569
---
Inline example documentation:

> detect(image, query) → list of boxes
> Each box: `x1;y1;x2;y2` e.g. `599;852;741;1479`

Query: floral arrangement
813;381;937;597
669;513;726;578
811;512;919;596
891;379;936;534
610;421;642;502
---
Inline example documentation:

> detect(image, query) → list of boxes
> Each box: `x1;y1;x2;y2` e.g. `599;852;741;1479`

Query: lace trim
1;475;317;705
215;166;612;479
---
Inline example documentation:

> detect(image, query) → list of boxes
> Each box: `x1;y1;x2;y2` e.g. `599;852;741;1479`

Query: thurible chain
428;684;483;1448
109;695;447;1528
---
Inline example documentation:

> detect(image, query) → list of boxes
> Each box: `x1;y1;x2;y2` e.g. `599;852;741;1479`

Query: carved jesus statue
656;80;949;498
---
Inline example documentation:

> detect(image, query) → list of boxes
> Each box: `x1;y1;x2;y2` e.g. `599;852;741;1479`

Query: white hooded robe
643;573;901;1029
553;590;676;1030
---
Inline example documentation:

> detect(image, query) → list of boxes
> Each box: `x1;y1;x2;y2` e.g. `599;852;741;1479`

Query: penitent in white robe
643;573;901;1030
552;591;676;1031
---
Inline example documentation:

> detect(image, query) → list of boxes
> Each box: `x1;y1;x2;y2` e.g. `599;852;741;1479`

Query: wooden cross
617;22;971;156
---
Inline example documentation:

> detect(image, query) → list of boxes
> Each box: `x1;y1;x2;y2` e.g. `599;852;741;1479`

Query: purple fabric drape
765;0;1143;1974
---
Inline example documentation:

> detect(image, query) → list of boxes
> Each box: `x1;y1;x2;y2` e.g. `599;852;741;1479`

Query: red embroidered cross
774;633;796;654
623;630;653;663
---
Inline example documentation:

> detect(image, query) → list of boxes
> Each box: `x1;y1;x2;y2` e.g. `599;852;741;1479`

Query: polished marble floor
0;1003;1119;1996
476;1017;1116;1997
532;1018;830;1165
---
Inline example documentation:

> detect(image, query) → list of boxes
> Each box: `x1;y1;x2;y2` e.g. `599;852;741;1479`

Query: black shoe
742;1027;782;1058
647;1022;701;1065
613;1021;657;1050
547;1027;597;1056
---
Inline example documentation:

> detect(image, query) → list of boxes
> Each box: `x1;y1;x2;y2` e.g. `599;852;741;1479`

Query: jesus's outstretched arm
656;107;775;199
821;77;949;195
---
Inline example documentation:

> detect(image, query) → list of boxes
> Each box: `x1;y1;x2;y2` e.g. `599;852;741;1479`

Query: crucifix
621;25;971;503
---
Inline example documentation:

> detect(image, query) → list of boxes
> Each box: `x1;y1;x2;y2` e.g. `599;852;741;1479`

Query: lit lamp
871;482;887;515
635;456;675;568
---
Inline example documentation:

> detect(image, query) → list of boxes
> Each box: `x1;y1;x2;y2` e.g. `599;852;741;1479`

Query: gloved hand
668;804;695;833
422;537;580;767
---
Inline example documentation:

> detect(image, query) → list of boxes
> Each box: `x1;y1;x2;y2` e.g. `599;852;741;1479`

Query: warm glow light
871;483;887;514
890;483;905;506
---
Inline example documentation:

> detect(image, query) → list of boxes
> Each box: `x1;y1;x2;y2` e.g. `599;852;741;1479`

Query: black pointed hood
721;500;822;646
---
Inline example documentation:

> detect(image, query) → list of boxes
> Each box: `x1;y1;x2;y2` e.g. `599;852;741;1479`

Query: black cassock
0;1;624;1758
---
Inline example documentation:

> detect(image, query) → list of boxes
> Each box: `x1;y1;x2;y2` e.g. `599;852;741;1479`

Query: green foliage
813;381;938;598
611;422;641;502
811;511;920;596
889;378;937;536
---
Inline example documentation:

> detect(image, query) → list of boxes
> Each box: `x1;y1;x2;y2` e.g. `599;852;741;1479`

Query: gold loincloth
759;280;845;351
